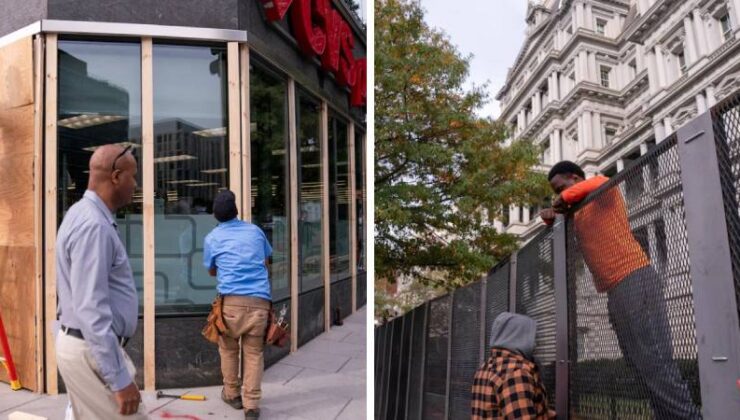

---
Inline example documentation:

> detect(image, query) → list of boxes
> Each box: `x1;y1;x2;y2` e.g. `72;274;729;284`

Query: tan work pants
56;330;149;420
219;295;270;410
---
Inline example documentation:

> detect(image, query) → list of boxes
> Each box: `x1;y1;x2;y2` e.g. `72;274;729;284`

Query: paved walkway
1;306;367;420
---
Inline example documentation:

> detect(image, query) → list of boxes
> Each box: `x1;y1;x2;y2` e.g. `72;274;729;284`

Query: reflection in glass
250;62;290;302
329;115;350;283
57;40;144;306
153;43;229;312
297;91;323;292
356;130;366;273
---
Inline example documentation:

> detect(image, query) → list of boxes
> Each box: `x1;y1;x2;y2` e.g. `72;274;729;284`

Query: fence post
417;303;428;420
509;252;518;312
553;217;569;419
480;276;487;364
676;111;740;417
444;291;454;420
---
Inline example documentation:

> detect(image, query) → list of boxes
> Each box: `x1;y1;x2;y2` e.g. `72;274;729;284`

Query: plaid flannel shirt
471;348;554;419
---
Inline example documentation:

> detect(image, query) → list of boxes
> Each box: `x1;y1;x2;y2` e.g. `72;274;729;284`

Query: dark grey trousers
607;265;702;420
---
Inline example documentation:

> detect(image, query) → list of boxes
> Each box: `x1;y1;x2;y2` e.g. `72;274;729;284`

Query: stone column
654;120;666;142
522;206;531;224
510;204;521;224
580;50;589;82
552;129;562;163
647;50;658;93
616;159;625;172
577;115;585;152
706;85;717;106
636;44;645;70
533;92;541;116
655;46;666;89
696;92;707;113
575;2;584;29
640;142;649;155
638;0;649;14
553;72;560;100
583;110;593;149
663;116;673;135
733;0;740;31
592;112;602;149
588;52;597;83
585;3;593;31
684;16;698;64
693;10;709;57
518;109;526;132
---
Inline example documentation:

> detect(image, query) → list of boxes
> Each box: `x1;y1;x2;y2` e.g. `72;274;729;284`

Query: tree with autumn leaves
375;0;551;305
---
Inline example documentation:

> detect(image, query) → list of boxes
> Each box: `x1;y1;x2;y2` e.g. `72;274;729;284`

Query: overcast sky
420;0;528;119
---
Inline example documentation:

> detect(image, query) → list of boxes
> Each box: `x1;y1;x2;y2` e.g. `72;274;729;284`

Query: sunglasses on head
112;145;133;171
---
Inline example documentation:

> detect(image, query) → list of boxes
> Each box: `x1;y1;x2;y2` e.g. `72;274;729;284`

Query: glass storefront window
57;39;144;306
153;43;229;313
297;91;323;292
356;130;365;274
329;114;350;283
250;61;290;302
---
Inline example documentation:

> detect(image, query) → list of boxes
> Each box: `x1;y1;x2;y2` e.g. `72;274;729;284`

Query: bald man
55;144;147;419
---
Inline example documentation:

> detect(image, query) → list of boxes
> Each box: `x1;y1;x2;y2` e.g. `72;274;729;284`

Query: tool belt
265;303;289;348
202;294;227;344
61;325;129;348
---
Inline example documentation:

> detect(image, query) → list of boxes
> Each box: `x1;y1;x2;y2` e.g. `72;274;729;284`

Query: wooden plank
32;34;45;392
227;42;242;218
43;33;58;395
321;101;330;332
141;37;155;392
0;36;33;110
0;97;37;391
240;44;251;222
348;123;357;313
288;79;299;353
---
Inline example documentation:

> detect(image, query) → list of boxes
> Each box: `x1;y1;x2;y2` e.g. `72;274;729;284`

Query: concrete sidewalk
1;306;367;420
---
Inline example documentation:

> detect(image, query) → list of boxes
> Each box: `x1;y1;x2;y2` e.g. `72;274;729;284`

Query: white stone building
497;0;740;243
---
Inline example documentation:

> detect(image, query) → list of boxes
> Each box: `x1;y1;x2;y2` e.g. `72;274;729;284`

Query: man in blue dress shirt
55;144;146;419
203;190;272;420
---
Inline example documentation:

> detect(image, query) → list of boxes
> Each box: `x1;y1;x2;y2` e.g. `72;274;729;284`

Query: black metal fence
374;94;740;419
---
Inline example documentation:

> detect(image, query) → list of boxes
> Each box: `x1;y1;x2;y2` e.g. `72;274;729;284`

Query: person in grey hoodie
471;312;555;419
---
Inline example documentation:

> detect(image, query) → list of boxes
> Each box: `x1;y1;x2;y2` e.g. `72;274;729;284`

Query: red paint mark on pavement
159;411;202;420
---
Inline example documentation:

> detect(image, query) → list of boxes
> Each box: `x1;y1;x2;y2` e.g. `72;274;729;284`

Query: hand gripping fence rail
374;91;740;420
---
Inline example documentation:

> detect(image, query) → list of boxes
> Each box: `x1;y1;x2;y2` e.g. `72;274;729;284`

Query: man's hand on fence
552;194;569;213
539;208;556;225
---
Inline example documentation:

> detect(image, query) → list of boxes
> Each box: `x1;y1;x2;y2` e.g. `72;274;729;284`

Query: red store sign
260;0;367;107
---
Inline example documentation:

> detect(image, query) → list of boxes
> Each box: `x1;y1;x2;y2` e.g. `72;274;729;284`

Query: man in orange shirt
540;161;701;420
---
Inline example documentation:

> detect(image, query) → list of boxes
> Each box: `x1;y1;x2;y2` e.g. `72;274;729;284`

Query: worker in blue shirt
203;190;272;420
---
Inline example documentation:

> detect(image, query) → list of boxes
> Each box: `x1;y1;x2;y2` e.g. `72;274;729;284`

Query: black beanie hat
213;189;238;222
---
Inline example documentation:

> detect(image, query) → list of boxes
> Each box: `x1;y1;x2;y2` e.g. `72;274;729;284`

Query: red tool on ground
0;311;21;390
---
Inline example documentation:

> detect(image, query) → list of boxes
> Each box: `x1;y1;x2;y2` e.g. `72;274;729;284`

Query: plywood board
0;37;33;110
0;36;39;392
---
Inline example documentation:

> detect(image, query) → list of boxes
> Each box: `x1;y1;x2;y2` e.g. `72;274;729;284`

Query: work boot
221;388;243;409
245;408;260;419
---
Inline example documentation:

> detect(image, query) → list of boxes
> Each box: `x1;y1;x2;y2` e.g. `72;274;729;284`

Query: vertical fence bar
444;291;454;420
676;111;740;417
553;216;569;419
479;277;487;364
418;304;428;420
509;252;518;313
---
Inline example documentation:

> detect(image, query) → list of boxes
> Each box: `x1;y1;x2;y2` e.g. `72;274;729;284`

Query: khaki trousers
219;295;270;410
56;331;149;420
